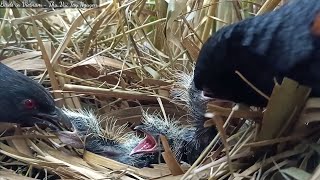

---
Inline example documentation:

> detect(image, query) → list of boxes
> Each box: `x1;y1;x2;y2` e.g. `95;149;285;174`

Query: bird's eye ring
24;99;36;109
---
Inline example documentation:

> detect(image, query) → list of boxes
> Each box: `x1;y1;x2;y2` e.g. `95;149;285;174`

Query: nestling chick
55;70;218;168
58;108;156;168
58;104;215;168
170;69;217;162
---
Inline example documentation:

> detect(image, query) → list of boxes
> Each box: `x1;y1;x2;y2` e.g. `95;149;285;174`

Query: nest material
0;0;320;180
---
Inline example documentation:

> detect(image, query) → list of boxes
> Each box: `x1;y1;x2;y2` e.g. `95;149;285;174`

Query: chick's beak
34;107;72;131
130;126;158;156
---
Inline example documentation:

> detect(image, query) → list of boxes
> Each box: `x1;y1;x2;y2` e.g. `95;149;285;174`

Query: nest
0;0;320;179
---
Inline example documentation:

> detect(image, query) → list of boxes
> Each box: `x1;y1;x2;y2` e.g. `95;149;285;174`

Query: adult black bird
0;62;67;130
193;0;320;107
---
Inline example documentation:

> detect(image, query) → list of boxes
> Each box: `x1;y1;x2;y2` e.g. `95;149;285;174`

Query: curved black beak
33;107;72;131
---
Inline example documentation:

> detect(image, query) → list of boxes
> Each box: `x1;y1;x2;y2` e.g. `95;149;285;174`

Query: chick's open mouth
130;131;158;156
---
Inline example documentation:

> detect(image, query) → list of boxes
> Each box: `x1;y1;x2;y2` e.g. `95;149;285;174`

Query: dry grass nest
0;0;320;179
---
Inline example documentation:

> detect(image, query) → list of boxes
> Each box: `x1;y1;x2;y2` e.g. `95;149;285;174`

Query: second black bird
193;0;320;107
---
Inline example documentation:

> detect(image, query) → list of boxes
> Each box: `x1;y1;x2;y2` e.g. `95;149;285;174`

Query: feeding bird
193;0;320;107
0;63;68;130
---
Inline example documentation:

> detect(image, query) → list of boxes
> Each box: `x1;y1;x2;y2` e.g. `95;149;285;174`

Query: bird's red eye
24;99;36;109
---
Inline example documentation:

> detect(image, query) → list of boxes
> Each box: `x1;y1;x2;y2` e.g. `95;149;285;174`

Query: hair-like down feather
58;70;216;167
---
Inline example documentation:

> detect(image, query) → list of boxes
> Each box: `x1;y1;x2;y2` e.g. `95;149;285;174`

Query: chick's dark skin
194;0;320;107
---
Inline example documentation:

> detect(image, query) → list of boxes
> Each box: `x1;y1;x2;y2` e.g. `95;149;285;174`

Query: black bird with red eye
0;62;68;130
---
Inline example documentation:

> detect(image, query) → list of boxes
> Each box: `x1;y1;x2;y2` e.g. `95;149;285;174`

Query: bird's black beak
33;107;72;131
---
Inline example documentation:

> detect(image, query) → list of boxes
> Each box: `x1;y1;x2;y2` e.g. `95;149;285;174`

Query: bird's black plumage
194;0;320;107
0;62;67;129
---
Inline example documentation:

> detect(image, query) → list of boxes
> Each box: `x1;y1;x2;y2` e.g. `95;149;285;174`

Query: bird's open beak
130;126;158;156
33;107;72;131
